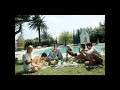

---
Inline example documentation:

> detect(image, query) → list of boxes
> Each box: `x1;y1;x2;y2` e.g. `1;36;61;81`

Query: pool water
34;43;105;56
34;48;53;56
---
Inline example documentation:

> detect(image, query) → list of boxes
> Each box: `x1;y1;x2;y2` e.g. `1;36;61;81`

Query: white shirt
22;52;35;71
86;46;102;58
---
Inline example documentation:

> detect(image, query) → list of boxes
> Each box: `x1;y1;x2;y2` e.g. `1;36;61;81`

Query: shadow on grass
16;71;35;75
15;61;23;65
85;64;104;71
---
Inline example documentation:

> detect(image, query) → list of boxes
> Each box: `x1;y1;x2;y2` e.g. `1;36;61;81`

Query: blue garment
46;49;63;61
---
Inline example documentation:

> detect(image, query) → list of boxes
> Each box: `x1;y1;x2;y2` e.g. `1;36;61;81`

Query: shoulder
22;53;28;61
85;48;88;51
92;46;96;50
24;52;29;57
57;49;60;51
23;52;30;60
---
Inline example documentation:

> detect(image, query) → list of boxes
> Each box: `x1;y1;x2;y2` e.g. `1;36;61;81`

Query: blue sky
15;15;105;40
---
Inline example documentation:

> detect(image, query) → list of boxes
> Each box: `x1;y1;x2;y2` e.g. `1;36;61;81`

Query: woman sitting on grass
68;44;86;63
66;45;77;60
22;45;47;72
79;44;86;53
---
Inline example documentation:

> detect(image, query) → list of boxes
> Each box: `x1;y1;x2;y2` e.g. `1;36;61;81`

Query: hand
54;57;58;60
30;59;33;63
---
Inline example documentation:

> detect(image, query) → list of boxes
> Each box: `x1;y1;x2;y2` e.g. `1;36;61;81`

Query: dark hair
86;43;92;47
41;52;47;57
80;44;85;49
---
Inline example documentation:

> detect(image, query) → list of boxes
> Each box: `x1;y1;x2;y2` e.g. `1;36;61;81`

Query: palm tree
28;15;48;46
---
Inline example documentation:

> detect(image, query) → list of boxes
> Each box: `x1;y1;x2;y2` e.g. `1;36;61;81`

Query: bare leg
31;66;39;72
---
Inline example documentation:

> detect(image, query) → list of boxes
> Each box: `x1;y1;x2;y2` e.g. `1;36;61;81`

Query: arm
25;59;32;65
23;54;32;65
66;52;68;59
67;49;75;56
86;47;94;54
43;60;48;66
66;49;69;59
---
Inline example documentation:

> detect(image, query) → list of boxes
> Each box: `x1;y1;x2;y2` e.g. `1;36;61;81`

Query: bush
17;48;24;51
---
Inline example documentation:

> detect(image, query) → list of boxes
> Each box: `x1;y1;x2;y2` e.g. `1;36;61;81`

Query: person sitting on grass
66;45;77;60
77;43;103;68
39;53;49;66
22;45;41;72
68;44;86;63
79;44;86;53
46;44;63;65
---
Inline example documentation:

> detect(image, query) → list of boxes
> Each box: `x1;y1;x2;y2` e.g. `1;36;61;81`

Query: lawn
15;55;105;75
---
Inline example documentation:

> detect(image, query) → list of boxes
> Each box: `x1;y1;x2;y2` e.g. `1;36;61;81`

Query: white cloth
86;46;102;59
22;52;35;71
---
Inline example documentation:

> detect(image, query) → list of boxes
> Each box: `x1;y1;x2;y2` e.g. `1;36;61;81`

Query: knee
84;61;89;66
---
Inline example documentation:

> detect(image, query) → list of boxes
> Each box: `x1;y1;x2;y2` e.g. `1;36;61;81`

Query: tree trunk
65;40;67;46
38;27;41;46
56;37;57;44
15;23;22;36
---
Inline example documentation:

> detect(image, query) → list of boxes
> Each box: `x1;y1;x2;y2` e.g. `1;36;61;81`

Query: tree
17;34;25;50
41;30;50;40
56;37;57;44
15;15;30;35
41;31;53;46
76;29;80;44
15;15;30;24
59;31;73;46
49;36;54;46
28;15;48;46
89;21;105;43
73;30;75;44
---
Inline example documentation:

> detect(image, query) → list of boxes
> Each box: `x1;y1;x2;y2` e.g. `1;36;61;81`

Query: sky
15;15;105;40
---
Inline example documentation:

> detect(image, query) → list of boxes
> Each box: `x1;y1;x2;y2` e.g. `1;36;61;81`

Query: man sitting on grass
39;53;49;67
46;44;63;65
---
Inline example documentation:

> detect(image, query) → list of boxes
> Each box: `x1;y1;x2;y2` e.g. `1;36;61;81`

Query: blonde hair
27;45;33;52
67;45;70;47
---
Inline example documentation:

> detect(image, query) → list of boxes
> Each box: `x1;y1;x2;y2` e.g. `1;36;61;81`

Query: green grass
15;55;105;75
